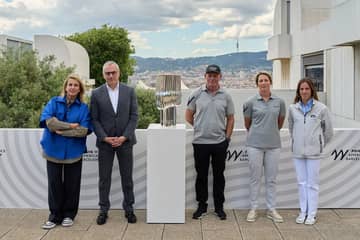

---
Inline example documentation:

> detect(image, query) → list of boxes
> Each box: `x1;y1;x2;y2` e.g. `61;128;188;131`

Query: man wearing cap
185;64;235;220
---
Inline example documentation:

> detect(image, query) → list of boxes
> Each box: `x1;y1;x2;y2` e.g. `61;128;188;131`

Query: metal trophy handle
155;75;182;127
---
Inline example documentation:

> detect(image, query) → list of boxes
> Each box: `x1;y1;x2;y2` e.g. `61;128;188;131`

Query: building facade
0;34;33;53
1;34;94;90
268;0;360;124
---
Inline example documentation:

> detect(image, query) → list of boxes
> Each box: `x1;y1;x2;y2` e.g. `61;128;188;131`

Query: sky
0;0;276;58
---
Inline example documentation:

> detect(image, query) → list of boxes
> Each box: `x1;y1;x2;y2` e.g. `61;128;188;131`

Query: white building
0;34;33;53
268;0;360;126
34;35;92;86
1;34;94;88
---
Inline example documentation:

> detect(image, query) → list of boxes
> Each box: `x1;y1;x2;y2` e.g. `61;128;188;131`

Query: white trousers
247;147;280;210
293;158;320;217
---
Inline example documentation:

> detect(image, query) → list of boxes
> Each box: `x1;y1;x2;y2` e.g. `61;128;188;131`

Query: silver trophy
155;75;182;127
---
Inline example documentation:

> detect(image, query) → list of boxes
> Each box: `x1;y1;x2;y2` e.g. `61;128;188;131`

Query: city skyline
0;0;275;58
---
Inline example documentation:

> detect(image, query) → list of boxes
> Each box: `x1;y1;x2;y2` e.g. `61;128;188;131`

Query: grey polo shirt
243;93;286;149
187;85;235;144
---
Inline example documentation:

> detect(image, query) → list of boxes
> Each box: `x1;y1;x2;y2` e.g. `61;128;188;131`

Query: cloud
192;30;222;44
128;32;152;50
0;17;16;32
192;4;274;44
239;11;273;38
0;0;276;55
193;8;243;27
191;48;220;56
0;0;275;33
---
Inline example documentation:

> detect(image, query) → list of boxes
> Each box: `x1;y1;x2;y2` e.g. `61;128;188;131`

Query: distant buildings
130;69;258;90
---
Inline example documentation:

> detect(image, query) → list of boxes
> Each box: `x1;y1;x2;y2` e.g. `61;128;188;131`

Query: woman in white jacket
288;78;333;225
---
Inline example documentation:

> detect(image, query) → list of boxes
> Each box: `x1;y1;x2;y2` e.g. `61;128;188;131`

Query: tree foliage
66;24;136;87
135;88;160;129
0;47;158;129
0;48;73;128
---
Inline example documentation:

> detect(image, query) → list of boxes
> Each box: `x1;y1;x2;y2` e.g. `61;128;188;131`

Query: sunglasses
104;71;117;76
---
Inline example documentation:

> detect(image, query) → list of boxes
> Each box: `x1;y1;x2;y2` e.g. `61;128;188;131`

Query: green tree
0;48;73;128
135;88;160;129
66;24;136;86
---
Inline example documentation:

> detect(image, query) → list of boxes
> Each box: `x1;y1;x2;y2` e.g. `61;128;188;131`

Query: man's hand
112;136;127;147
104;136;127;147
104;137;116;145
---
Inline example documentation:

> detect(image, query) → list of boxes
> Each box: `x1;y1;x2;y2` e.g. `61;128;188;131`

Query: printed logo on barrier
332;149;360;161
226;148;248;162
83;149;98;161
0;148;5;158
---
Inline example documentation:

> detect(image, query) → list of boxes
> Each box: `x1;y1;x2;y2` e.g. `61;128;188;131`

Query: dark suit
90;83;138;213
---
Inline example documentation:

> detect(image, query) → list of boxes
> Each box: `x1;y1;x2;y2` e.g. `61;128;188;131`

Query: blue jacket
40;96;92;161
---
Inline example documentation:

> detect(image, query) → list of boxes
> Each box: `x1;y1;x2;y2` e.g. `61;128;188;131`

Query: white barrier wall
1;128;360;209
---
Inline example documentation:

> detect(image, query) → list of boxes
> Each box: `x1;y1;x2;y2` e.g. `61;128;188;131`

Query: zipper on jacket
319;135;323;153
296;103;313;156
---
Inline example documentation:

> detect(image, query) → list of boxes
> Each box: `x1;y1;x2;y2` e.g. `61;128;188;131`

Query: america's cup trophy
155;75;181;127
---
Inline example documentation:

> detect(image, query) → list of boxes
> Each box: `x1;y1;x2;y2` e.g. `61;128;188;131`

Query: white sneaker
304;215;316;225
267;210;284;223
296;212;306;224
61;217;74;227
246;209;257;222
42;221;56;229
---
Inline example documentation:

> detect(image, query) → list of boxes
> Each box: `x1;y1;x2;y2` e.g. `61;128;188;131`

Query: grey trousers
247;147;280;210
98;146;135;213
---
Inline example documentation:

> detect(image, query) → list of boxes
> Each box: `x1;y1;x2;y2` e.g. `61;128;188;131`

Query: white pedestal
146;124;186;223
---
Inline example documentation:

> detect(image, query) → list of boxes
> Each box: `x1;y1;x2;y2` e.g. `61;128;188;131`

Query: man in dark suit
90;61;138;224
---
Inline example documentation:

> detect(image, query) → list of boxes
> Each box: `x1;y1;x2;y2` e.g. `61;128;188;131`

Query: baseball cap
205;64;221;74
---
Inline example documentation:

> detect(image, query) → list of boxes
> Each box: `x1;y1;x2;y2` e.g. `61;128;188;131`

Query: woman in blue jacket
40;74;92;229
288;78;333;225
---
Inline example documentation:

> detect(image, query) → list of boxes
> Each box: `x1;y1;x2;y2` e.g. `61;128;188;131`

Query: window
302;52;324;91
304;65;324;91
20;42;32;51
286;0;291;34
6;39;19;49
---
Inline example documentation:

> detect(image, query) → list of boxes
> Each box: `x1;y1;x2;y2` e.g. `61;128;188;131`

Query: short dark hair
255;72;272;86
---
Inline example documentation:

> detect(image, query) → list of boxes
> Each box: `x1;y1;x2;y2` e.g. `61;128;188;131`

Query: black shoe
192;203;208;219
125;211;137;223
96;212;108;225
215;209;227;220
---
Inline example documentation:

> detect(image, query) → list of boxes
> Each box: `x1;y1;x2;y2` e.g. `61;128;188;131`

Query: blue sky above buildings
0;0;275;58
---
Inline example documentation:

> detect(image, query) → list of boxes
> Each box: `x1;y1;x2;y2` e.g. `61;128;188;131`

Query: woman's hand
55;130;63;135
69;123;79;129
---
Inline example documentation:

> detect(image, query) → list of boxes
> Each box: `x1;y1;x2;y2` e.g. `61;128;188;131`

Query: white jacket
288;100;333;159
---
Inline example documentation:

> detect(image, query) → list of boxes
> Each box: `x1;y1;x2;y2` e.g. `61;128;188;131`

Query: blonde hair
61;73;85;102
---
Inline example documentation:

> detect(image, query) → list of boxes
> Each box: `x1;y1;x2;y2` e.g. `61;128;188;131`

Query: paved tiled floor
0;209;359;240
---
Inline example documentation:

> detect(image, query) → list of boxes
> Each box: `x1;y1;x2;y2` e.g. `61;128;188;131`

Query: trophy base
160;107;177;127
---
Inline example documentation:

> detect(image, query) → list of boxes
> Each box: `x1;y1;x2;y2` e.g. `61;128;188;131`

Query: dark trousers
47;159;82;223
193;140;228;210
98;146;134;213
